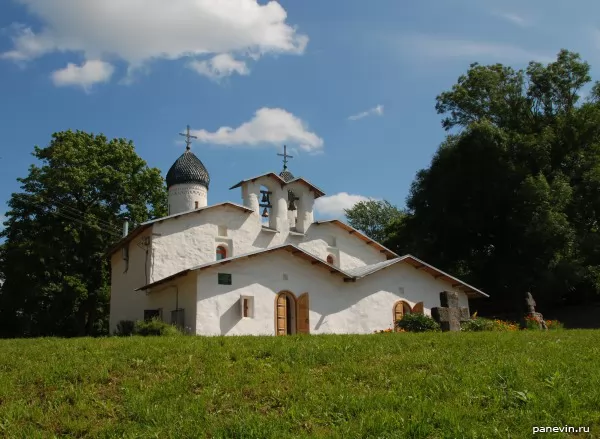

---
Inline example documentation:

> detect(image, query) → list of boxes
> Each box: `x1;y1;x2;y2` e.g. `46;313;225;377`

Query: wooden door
412;302;424;315
393;301;404;331
297;293;310;334
276;293;287;336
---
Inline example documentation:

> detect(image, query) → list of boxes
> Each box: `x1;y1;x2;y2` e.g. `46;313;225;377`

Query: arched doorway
275;291;297;335
393;300;424;331
275;291;310;335
393;300;412;331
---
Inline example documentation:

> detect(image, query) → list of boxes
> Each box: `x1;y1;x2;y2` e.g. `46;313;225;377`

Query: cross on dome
179;125;197;151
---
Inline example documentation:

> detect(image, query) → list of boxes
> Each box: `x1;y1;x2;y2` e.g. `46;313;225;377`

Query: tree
387;50;600;313
344;200;405;243
0;131;167;337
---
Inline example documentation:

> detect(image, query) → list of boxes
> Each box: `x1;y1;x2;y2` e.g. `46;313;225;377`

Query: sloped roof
229;172;325;198
105;202;253;256
345;255;488;298
312;220;398;259
136;244;487;298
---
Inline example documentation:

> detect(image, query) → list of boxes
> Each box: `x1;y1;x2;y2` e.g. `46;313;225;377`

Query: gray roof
345;258;406;277
135;244;488;298
166;150;210;189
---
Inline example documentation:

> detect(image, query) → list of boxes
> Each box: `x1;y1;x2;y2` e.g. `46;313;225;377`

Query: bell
261;192;269;203
288;199;297;211
261;207;269;218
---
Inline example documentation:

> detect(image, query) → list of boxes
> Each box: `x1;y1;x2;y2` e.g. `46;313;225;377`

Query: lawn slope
0;331;599;438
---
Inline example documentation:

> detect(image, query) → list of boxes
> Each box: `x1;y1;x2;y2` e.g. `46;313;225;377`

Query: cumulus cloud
51;59;114;90
188;53;249;80
193;107;324;152
348;104;384;121
2;0;308;83
314;192;372;218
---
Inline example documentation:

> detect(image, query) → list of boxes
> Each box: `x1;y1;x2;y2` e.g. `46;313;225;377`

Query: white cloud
2;0;308;83
188;53;249;80
193;107;324;152
51;59;114;90
492;11;529;27
348;104;384;121
398;34;552;64
314;192;372;218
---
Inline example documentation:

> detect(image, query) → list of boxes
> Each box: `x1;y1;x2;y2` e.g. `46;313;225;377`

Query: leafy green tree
344;200;405;243
0;131;167;337
388;50;600;312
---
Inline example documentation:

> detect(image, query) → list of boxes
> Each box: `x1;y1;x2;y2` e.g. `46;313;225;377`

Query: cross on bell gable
277;145;293;170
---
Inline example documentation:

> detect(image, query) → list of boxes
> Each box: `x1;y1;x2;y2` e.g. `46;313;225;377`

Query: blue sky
1;0;599;224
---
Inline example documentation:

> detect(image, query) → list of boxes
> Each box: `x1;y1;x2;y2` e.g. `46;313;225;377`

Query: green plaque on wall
218;273;232;285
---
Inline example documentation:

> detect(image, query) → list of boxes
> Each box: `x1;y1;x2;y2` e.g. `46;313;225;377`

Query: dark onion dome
279;169;295;182
166;150;210;189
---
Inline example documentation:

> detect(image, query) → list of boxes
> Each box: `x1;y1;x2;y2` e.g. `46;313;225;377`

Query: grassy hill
0;331;599;438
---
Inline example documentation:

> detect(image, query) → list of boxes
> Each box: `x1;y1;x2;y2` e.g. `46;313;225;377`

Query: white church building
108;138;487;336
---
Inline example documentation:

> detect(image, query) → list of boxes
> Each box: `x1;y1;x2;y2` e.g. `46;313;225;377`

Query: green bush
396;314;440;332
462;317;520;332
115;320;135;336
461;317;494;332
133;318;181;336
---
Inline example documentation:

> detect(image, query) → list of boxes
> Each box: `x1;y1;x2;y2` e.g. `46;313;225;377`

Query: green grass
0;331;599;438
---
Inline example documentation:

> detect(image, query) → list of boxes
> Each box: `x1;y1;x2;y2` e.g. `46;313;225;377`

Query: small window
241;296;254;318
195;201;199;209
326;254;335;265
218;225;228;237
216;245;227;260
218;273;232;285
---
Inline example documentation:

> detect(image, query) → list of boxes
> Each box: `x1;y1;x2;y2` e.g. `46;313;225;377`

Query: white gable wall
150;206;261;282
301;223;387;270
148;207;388;283
193;251;469;336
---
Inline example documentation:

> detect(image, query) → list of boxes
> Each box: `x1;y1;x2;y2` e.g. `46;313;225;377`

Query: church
108;130;487;336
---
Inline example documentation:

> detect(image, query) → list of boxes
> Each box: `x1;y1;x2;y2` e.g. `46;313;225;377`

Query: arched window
326;254;335;265
216;245;227;261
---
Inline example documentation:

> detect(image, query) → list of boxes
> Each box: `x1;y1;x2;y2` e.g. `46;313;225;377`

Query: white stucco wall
193;250;470;336
149;206;388;283
168;183;208;215
109;228;153;333
301;223;387;270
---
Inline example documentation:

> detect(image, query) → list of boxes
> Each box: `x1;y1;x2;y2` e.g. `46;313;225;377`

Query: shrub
133;318;181;336
545;319;564;330
396;314;440;332
115;320;135;336
462;317;519;332
461;317;494;332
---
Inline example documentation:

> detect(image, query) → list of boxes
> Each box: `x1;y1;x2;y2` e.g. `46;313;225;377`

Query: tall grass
0;331;598;438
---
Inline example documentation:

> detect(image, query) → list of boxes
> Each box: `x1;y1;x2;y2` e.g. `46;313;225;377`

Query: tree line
347;50;600;315
1;50;599;336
